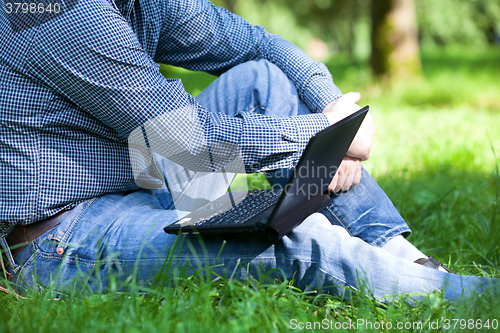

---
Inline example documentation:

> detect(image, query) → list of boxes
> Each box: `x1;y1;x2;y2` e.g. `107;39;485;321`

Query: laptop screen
267;106;369;237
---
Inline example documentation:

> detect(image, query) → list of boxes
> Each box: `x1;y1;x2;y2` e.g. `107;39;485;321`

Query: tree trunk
222;0;237;13
347;0;356;59
370;0;421;79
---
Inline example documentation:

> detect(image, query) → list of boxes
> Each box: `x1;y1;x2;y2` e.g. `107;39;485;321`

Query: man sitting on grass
0;0;497;300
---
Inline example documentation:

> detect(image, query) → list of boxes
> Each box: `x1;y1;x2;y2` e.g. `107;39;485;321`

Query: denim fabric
7;194;497;301
6;60;498;301
266;167;410;247
320;167;411;247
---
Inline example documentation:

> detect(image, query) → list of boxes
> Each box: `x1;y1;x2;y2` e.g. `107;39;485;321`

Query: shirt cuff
280;112;330;168
302;65;343;113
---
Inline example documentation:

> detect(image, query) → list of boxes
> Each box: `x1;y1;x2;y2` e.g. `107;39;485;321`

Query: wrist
322;100;337;113
323;109;346;126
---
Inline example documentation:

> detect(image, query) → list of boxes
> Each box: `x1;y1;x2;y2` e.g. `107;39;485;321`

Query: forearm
155;0;343;113
258;36;343;113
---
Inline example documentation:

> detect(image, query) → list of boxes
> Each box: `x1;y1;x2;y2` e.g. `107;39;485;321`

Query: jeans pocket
10;198;100;292
148;189;175;210
35;197;98;256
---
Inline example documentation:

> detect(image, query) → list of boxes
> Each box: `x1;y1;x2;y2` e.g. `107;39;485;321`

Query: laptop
164;106;369;242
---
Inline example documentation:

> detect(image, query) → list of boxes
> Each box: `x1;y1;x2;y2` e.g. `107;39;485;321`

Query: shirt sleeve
25;0;329;173
154;0;343;113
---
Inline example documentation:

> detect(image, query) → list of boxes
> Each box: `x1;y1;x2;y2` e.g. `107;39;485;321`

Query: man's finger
334;167;346;193
342;165;356;192
353;165;362;185
328;172;339;192
339;92;361;105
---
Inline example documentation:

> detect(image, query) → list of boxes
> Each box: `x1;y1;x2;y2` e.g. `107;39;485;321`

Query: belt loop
0;237;20;272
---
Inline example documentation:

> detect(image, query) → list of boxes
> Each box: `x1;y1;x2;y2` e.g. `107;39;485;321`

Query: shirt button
56;247;64;255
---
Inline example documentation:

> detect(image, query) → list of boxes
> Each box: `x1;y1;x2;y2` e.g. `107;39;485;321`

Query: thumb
339;92;361;105
328;171;339;192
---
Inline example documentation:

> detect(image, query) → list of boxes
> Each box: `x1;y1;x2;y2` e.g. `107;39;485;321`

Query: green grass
2;48;500;332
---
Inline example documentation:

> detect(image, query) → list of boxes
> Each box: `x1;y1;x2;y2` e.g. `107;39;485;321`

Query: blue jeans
6;60;497;300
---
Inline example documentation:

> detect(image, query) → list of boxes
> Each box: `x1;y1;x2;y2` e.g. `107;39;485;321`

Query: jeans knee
227;59;289;89
232;59;277;75
291;213;351;244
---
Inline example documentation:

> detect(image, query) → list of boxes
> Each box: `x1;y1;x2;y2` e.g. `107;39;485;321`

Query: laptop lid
263;106;369;241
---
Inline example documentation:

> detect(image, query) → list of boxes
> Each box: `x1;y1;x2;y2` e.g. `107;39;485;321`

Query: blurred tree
371;0;421;79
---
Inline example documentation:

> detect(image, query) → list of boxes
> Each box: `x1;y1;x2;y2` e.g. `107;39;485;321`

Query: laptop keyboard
193;189;283;226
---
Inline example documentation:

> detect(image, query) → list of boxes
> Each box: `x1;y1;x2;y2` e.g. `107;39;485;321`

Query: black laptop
164;106;369;242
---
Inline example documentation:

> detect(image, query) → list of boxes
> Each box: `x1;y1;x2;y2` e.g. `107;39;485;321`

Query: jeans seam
58;197;98;250
326;206;354;237
34;252;184;265
148;189;158;201
245;105;265;114
36;252;97;266
318;266;355;291
371;226;412;247
15;249;37;287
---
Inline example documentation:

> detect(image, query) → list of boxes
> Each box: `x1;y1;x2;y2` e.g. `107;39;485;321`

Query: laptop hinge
265;193;332;242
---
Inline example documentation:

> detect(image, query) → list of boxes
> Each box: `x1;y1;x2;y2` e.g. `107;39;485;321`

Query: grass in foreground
1;48;499;332
2;270;500;332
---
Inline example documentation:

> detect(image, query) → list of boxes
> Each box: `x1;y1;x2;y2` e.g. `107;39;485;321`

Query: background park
2;0;500;331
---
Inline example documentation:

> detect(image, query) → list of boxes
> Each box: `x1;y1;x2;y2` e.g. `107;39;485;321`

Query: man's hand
347;112;375;161
328;156;362;193
322;92;376;161
322;92;363;126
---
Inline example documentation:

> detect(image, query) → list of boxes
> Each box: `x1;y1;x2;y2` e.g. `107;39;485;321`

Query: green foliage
417;0;500;48
277;0;370;54
324;47;500;110
241;0;371;55
214;0;500;64
234;0;316;51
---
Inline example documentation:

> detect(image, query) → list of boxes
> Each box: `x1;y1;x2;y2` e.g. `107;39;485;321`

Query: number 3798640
5;2;61;14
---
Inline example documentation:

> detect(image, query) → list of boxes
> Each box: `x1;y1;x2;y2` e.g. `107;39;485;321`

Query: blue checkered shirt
0;0;342;234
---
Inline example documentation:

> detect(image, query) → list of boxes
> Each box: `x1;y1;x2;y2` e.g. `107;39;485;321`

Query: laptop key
196;189;283;226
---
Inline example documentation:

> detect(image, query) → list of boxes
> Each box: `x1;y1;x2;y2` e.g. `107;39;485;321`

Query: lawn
1;48;499;332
